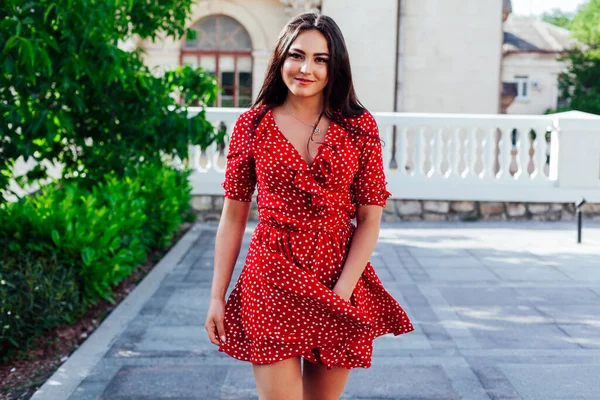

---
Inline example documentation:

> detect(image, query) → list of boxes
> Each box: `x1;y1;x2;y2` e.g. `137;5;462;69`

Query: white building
137;0;506;114
502;14;578;115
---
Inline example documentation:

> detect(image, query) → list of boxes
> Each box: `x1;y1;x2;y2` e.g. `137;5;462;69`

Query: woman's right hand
205;297;227;346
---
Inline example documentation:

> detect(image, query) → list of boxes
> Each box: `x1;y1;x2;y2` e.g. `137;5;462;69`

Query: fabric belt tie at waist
258;219;352;233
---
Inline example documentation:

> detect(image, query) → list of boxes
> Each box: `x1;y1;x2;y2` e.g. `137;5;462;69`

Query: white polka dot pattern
218;107;414;370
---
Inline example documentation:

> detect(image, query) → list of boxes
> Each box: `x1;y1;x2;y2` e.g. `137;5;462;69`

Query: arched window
181;15;253;108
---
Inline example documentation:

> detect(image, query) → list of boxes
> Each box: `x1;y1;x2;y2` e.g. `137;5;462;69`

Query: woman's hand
205;297;227;345
332;283;353;303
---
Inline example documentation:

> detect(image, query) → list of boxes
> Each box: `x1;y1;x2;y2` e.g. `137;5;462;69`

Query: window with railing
181;15;253;107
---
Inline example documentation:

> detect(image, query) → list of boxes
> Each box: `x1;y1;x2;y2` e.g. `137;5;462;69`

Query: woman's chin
288;87;322;98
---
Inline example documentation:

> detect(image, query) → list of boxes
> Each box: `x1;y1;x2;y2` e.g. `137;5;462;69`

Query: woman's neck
285;93;324;120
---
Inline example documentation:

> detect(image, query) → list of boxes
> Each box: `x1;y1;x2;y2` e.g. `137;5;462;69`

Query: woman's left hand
332;283;353;302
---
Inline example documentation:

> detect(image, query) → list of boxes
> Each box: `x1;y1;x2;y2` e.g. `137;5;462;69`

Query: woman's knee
253;356;303;400
302;360;351;400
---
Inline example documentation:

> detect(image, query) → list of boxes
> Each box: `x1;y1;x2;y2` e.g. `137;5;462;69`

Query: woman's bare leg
302;358;351;400
253;356;303;400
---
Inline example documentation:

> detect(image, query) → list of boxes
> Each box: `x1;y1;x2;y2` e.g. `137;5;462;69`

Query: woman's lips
295;78;314;85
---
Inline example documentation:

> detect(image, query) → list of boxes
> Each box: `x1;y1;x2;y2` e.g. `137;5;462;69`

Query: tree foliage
569;0;600;45
541;8;575;29
554;0;600;115
0;0;219;200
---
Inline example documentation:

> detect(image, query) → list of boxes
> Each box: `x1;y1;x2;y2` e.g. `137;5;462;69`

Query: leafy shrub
137;164;194;250
0;163;194;362
0;253;83;362
0;176;148;303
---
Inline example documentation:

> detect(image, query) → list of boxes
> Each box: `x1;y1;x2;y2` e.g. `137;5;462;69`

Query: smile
295;78;315;85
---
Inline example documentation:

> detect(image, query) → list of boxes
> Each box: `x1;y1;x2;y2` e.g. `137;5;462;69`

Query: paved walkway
32;221;600;400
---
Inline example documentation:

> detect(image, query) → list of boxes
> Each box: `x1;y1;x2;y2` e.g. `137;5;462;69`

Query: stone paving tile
555;266;600;281
424;267;499;281
491;266;571;282
556;324;600;349
100;365;228;399
341;365;461;400
514;287;600;305
439;286;523;306
413;256;485;269
499;365;600;400
49;221;600;400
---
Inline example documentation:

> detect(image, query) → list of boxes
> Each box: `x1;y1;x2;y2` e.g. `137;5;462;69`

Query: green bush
0;163;194;304
137;164;194;250
0;177;148;303
0;252;83;363
0;163;194;362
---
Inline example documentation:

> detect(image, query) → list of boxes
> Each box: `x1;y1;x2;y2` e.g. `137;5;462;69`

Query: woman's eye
316;57;328;63
289;53;302;59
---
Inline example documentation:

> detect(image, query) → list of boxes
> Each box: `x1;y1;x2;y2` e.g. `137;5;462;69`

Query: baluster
415;127;426;177
469;128;478;178
383;125;393;171
517;126;530;180
534;125;549;179
434;128;444;177
499;127;513;180
399;127;408;176
486;128;497;179
451;128;462;178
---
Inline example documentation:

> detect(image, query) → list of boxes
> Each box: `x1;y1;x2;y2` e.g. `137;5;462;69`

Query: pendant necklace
285;102;323;136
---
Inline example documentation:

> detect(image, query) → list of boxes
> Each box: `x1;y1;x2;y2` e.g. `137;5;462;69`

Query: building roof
503;0;512;15
503;15;578;53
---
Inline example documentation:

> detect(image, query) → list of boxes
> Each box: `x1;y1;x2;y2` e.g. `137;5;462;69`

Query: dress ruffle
264;115;358;217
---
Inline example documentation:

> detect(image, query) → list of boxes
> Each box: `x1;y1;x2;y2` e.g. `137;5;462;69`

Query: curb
31;224;205;400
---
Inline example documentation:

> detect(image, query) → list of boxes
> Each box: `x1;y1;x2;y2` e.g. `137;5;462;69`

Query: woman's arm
333;205;382;301
206;110;258;345
205;198;251;345
333;110;391;301
210;198;251;301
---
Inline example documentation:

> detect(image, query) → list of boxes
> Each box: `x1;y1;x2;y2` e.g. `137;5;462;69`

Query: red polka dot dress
218;106;414;370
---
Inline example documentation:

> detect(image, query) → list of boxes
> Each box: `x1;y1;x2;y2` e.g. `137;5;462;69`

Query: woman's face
281;29;329;100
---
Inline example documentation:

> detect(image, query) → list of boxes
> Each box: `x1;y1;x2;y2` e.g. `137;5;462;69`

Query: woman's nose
300;60;312;74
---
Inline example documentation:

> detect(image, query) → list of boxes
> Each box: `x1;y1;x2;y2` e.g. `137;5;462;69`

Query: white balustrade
190;108;600;203
7;108;600;204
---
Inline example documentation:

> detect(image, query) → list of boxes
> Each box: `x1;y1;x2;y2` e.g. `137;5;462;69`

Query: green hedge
0;163;194;362
0;253;83;362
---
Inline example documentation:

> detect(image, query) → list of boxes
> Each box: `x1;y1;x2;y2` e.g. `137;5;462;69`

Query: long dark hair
252;12;364;120
250;13;380;158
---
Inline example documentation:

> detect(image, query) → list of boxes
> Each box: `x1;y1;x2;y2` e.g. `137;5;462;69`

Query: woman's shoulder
235;105;268;125
342;109;378;132
231;106;271;141
339;109;380;148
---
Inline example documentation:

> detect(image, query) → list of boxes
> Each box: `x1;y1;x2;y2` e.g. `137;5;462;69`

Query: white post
550;111;600;193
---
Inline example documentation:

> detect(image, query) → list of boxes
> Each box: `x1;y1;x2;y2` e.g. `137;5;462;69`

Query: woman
205;12;414;400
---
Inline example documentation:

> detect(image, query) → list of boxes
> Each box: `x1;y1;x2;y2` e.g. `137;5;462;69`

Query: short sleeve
351;112;392;207
221;112;257;202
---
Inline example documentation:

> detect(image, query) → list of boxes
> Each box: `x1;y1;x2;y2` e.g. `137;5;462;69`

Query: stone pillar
550;112;600;196
321;0;398;112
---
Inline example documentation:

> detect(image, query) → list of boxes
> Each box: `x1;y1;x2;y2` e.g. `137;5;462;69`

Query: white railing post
550;112;600;195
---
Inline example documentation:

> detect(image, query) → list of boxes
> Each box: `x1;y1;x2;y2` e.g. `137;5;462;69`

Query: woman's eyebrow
289;48;329;57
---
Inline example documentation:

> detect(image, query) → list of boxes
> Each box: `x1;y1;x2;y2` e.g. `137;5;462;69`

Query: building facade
501;15;578;115
137;0;505;114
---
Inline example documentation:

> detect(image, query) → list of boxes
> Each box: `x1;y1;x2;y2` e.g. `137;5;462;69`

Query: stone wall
192;196;600;222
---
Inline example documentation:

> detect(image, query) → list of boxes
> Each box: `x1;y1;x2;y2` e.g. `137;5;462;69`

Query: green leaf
44;4;56;23
51;229;60;246
3;36;20;53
